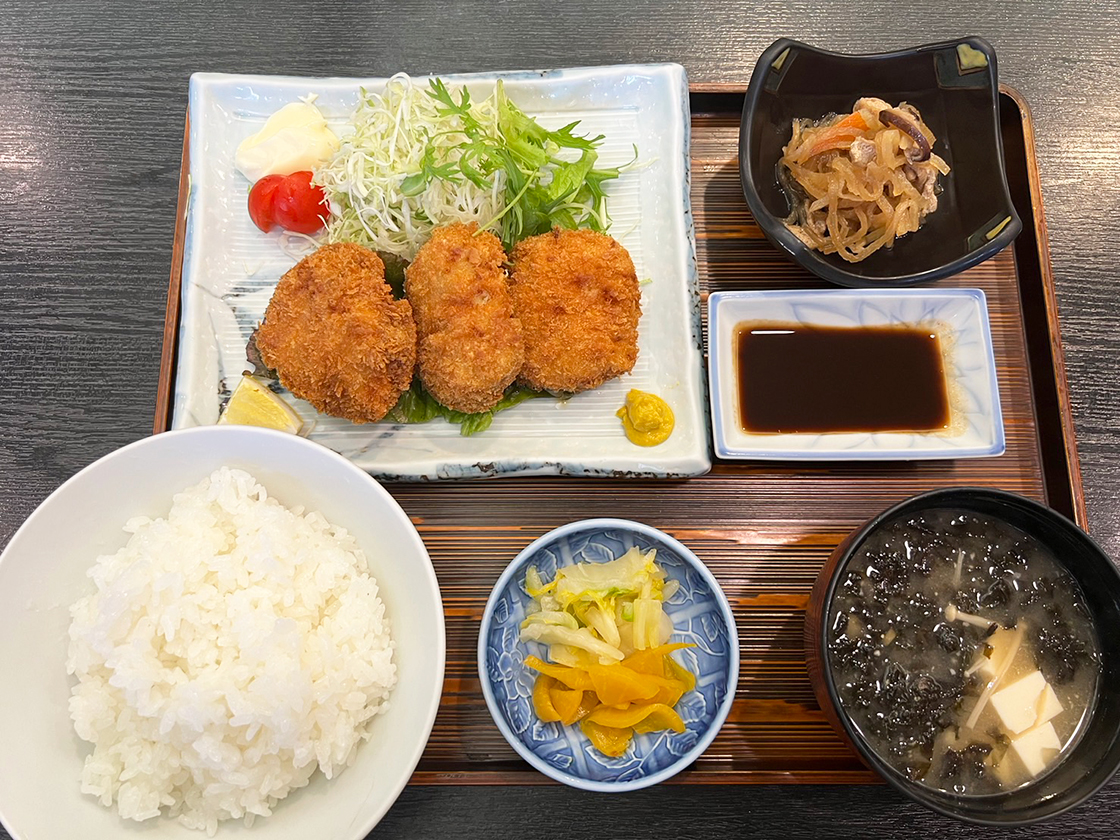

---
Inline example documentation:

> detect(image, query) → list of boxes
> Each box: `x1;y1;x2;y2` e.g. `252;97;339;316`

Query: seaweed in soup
940;741;992;787
827;509;1101;795
933;621;966;653
1035;620;1091;685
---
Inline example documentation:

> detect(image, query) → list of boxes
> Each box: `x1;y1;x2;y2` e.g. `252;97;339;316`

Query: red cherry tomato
247;174;283;232
272;171;328;234
247;171;328;234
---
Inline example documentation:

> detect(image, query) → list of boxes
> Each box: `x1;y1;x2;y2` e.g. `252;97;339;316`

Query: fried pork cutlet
255;242;416;423
405;223;524;414
510;228;641;394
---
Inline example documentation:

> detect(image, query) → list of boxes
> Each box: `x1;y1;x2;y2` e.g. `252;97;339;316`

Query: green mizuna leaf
420;78;629;250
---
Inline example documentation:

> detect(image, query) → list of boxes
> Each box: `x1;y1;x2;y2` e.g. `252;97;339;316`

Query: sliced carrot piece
801;111;868;158
805;137;857;158
831;111;868;131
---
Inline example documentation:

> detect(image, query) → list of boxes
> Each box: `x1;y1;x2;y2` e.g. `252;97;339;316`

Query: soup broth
828;509;1100;795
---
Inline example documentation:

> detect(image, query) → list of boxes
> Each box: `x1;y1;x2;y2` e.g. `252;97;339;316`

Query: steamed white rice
66;467;397;834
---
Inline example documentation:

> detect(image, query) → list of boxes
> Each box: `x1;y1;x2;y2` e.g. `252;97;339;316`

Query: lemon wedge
218;375;304;434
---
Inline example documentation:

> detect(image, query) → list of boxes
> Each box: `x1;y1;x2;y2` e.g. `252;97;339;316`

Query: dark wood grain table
3;1;1120;837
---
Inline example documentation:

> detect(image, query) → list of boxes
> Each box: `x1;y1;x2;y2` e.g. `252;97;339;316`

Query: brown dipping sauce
735;323;950;434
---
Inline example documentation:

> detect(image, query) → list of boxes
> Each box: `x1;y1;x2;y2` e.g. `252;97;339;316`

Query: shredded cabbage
315;73;504;260
522;610;579;631
315;73;632;260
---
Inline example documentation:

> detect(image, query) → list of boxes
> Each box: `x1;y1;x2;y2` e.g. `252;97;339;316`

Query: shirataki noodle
780;97;950;263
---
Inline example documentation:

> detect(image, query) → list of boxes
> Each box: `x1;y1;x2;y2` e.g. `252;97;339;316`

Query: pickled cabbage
520;546;672;663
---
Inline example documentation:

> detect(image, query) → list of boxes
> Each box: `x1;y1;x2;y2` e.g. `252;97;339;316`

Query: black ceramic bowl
740;37;1023;287
805;488;1120;824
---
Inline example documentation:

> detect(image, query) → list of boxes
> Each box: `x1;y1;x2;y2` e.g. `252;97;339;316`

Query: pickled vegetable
521;548;697;757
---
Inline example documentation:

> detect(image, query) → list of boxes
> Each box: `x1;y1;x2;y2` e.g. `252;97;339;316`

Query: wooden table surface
3;1;1119;837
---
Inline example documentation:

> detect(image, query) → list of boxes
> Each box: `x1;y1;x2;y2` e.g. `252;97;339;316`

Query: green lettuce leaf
386;379;546;436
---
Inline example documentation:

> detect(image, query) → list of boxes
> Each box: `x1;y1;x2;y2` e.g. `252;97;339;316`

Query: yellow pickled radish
532;675;562;723
587;663;660;707
664;655;697;693
587;702;686;733
579;719;632;757
548;684;587;725
524;656;595;691
623;642;694;676
218;375;304;433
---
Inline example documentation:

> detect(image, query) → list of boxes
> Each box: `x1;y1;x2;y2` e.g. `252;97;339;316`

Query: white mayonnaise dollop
234;102;340;182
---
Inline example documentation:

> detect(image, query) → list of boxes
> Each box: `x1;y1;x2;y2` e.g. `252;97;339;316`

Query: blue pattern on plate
478;519;738;791
707;288;1005;461
178;66;711;481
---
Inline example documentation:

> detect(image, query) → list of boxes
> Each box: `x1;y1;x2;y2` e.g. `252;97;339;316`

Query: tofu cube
969;627;1018;680
1035;683;1064;728
1010;721;1062;777
990;670;1047;734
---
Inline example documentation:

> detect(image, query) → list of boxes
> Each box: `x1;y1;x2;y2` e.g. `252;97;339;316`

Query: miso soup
828;509;1101;795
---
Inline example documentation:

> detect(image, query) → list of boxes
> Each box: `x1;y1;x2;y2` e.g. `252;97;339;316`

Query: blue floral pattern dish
478;519;738;791
708;289;1005;461
176;66;710;480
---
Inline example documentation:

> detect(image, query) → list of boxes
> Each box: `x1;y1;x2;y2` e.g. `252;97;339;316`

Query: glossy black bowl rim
818;487;1120;825
739;37;1024;288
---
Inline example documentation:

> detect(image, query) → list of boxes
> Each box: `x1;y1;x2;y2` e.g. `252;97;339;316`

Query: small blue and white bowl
478;519;738;791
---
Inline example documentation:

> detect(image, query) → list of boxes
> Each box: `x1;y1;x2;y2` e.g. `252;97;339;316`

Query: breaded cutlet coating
255;242;417;423
510;228;641;394
405;223;524;414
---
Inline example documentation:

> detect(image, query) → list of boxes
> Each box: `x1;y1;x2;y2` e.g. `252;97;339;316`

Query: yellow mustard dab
616;389;675;446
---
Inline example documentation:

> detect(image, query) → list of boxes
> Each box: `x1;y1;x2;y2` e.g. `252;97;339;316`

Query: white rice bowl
68;466;397;833
0;427;445;840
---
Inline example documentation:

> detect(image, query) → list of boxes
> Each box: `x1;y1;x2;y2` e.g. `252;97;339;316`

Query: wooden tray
154;84;1083;784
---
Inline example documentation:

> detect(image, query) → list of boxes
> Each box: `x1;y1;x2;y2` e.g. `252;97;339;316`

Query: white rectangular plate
175;65;711;479
707;289;1005;460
